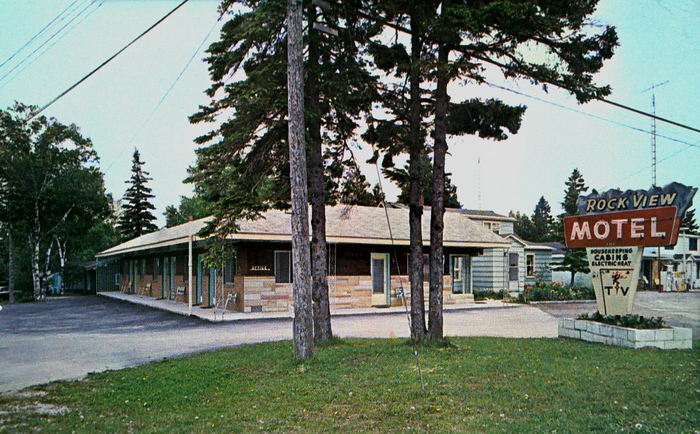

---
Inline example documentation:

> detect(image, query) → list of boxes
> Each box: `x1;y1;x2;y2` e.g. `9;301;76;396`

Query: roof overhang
96;232;510;258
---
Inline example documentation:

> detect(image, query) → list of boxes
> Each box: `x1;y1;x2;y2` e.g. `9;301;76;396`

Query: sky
0;0;698;226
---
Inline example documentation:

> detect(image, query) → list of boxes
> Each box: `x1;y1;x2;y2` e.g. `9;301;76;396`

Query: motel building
95;205;510;313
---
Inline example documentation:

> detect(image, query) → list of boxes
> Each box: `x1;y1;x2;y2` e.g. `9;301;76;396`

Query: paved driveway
0;296;556;392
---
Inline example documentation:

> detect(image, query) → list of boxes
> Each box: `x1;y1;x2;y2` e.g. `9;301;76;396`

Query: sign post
564;182;696;316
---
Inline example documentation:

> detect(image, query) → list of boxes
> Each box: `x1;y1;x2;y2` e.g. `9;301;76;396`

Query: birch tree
0;103;109;299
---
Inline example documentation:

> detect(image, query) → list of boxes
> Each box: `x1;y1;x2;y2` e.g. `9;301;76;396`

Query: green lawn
1;338;697;432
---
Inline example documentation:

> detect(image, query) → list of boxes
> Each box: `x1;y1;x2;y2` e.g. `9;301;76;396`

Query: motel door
371;253;390;306
450;255;471;294
208;267;217;307
161;257;169;299
169;256;176;299
129;260;136;294
508;253;519;291
196;254;203;305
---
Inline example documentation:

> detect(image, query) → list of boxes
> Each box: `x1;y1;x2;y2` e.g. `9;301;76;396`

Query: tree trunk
30;238;41;300
570;271;575;286
427;0;450;341
7;230;15;303
57;237;67;294
287;0;314;360
408;12;426;341
306;4;332;343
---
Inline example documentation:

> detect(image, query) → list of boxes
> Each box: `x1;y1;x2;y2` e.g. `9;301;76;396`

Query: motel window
114;273;120;290
484;221;500;234
526;254;535;278
224;255;236;284
141;259;146;277
664;245;673;250
689;238;698;251
275;251;292;283
153;258;160;278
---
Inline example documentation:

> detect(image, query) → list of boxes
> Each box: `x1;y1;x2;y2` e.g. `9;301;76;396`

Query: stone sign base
558;319;693;349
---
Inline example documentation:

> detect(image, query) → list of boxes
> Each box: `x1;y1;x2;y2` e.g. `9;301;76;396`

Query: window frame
274;250;292;284
526;254;535;278
224;255;236;284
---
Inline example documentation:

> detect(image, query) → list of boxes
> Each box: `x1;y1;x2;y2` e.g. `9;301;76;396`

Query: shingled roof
97;204;509;257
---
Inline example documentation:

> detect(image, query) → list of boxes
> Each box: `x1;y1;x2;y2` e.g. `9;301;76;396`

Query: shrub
473;289;509;301
578;311;667;329
517;281;595;302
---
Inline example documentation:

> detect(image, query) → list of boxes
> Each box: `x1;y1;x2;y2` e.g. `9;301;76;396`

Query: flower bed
559;318;692;349
518;281;594;302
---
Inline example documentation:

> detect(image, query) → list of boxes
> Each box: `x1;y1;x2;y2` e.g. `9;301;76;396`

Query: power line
0;0;84;70
618;140;700;182
27;0;192;121
344;4;700;135
484;81;700;149
0;0;105;90
0;0;99;84
104;9;225;174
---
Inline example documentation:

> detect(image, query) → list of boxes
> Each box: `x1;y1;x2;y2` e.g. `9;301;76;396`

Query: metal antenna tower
642;80;669;187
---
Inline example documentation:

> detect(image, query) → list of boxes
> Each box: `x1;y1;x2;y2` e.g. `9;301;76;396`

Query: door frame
169;256;176;299
208;267;217;307
196;254;203;305
161;256;168;298
370;253;390;306
450;254;472;294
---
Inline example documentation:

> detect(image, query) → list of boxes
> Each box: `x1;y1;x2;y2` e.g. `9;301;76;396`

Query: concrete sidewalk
98;291;520;322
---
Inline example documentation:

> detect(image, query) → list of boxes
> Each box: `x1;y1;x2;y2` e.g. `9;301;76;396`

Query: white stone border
558;318;693;349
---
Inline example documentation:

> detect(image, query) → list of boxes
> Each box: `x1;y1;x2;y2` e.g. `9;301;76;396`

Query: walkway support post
188;235;193;316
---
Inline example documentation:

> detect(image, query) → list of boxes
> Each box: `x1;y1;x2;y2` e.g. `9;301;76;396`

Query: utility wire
485;81;700;149
0;0;84;70
0;0;99;84
0;0;105;90
618;140;700;182
344;3;700;135
103;9;225;174
27;0;192;121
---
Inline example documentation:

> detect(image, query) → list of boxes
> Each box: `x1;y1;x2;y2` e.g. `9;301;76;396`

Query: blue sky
1;0;698;225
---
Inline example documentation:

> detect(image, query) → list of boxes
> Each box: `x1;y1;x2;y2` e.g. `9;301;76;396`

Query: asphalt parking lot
0;291;696;392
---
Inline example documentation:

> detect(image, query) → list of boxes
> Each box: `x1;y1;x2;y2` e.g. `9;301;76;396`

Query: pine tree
530;196;555;242
383;154;461;208
561;168;588;216
118;149;157;241
681;208;698;234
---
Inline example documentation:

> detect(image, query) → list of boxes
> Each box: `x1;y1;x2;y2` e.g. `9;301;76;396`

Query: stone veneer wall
558;319;693;349
243;274;474;313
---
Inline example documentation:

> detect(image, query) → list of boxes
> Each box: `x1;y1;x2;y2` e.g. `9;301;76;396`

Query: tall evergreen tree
189;0;379;343
681;208;698;234
561;168;588;216
118;149;157;241
555;168;590;283
383;155;462;208
531;196;555;242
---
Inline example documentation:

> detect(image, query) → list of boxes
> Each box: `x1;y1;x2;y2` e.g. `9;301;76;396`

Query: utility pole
642;80;669;291
286;0;314;360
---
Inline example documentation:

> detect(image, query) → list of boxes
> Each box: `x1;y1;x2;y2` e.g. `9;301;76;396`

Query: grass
1;338;697;432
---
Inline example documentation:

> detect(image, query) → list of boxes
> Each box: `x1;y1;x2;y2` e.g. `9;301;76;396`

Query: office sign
564;206;678;248
576;182;696;218
564;182;695;316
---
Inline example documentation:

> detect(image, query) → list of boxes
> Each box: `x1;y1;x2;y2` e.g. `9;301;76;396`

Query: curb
98;292;527;323
527;300;596;305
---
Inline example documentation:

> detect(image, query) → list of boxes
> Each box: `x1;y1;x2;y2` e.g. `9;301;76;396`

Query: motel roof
97;204;510;258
